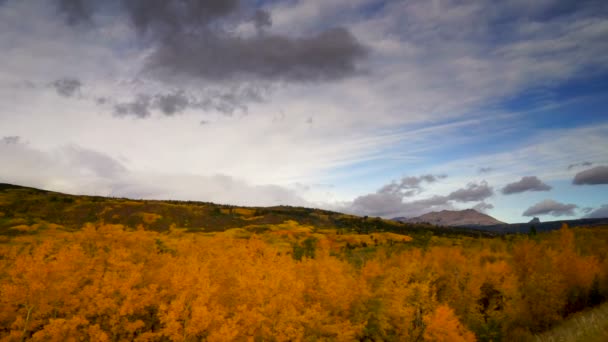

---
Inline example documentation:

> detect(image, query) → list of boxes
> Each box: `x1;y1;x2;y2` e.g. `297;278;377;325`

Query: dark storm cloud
147;27;366;83
113;94;152;118
501;176;552;195
51;0;367;84
1;136;20;144
155;91;190;116
123;0;239;34
51;78;82;97
447;181;493;202
568;161;593;170
522;199;578;217
96;97;109;105
572;166;608;185
253;9;271;30
56;0;91;25
109;87;263;117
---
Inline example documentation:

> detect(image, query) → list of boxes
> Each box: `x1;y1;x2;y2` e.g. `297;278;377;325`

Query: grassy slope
533;302;608;342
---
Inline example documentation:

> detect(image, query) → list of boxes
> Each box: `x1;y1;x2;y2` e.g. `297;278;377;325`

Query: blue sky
0;0;607;223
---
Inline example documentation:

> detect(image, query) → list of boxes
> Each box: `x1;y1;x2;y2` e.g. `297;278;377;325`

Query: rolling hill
0;183;495;238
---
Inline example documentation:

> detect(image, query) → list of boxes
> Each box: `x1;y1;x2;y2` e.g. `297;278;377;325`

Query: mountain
395;209;505;226
529;217;541;224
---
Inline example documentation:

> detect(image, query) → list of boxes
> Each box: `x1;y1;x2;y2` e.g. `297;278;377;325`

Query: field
1;184;607;341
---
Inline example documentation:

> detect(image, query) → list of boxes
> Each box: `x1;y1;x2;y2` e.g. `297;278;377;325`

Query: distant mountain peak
394;209;504;227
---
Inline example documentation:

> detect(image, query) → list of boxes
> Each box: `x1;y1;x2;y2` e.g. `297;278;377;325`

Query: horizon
1;0;608;223
2;181;605;226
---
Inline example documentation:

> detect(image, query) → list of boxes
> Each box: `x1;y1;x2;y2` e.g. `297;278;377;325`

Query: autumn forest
1;185;607;341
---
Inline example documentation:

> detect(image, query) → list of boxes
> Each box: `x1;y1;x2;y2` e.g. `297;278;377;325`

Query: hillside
0;183;494;238
396;209;505;226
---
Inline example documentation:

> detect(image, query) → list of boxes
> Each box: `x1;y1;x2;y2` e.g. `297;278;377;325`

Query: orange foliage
0;223;606;341
423;305;476;342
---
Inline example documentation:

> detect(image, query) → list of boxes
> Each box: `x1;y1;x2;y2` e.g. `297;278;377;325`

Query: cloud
522;199;578;217
349;192;407;217
51;0;367;85
147;27;366;84
109;88;265;117
154;91;190;116
55;0;90;25
345;178;493;218
447;181;493;202
473;202;494;213
0;137;128;193
50;78;82;97
501;176;552;194
2;136;20;144
573;166;608;185
478;167;493;174
568;161;593;170
377;174;445;197
0;137;309;207
584;204;608;219
253;9;272;30
348;174;448;216
348;193;455;218
113;94;152;118
61;145;127;178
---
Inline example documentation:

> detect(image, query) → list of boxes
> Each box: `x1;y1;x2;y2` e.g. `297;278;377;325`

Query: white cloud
0;138;309;207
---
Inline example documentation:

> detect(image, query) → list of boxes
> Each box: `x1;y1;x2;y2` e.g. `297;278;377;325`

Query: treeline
1;224;607;341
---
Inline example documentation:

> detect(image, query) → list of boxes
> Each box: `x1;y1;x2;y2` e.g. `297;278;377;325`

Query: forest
1;185;607;341
1;221;607;341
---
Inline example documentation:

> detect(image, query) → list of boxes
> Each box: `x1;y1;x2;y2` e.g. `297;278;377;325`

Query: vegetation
0;184;607;341
534;302;608;342
0;184;494;238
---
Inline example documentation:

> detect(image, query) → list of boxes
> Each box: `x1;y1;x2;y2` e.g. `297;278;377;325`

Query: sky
0;0;607;223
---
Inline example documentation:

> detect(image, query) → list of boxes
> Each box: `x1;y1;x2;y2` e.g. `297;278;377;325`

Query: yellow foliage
139;212;162;224
233;208;256;217
0;223;606;341
9;224;38;232
423;305;476;342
